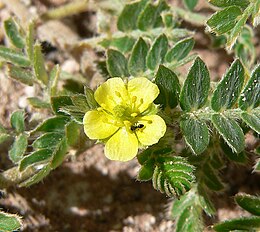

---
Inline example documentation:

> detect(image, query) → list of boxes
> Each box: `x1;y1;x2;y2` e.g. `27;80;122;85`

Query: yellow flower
83;77;166;161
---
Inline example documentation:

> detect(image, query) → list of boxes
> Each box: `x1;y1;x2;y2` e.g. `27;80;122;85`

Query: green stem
41;0;89;20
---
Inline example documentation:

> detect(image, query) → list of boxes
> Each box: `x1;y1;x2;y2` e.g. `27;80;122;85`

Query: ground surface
0;0;259;232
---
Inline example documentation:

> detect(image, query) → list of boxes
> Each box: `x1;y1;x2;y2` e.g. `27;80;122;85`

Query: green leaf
180;57;210;111
220;141;247;163
19;149;53;172
99;36;135;53
84;87;98;110
65;121;81;147
235;194;260;216
206;6;242;35
146;34;168;71
226;9;250;49
10;110;25;134
165;37;195;63
106;49;129;77
34;116;70;132
180;115;209;155
211;59;244;111
117;0;148;32
213;216;260;232
33;44;48;85
19;164;51;187
203;162;225;191
137;148;153;165
4;18;25;49
183;0;199;11
153;155;195;197
137;159;154;181
137;0;169;31
49;65;60;96
198;185;216;216
0;45;30;67
154;65;180;109
26;21;35;61
208;0;249;8
212;114;245;153
27;97;50;109
32;132;64;149
7;65;34;86
0;211;22;231
50;137;68;169
51;96;73;115
241;112;260;134
9;133;28;163
239;64;260;110
128;37;149;76
175;206;203;232
0;134;11;145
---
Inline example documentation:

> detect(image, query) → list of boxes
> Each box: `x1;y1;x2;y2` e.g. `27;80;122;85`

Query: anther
132;96;137;103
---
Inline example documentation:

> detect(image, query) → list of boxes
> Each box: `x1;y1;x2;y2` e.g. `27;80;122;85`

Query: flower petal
136;115;166;146
127;77;159;113
94;78;128;113
105;127;138;161
83;110;119;139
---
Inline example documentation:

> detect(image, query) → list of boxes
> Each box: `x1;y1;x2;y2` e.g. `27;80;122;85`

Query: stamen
115;91;121;98
131;113;138;117
132;96;137;103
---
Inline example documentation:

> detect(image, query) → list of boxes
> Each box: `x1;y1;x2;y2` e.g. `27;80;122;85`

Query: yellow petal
127;77;159;113
94;78;128;113
136;115;166;146
105;127;138;161
83;110;119;139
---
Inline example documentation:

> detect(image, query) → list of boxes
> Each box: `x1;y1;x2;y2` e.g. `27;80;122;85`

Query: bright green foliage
9;133;28;163
180;115;209;155
0;211;22;232
7;66;34;86
165;37;194;63
211;59;244;111
155;65;180;109
10;110;25;134
0;46;30;67
183;0;199;11
207;0;258;49
235;194;260;216
106;49;129;77
138;146;195;198
211;114;245;153
239;64;260;110
213;194;260;232
4;18;25;49
180;57;210;111
146;34;168;71
128;38;149;76
33;44;49;85
99;36;135;53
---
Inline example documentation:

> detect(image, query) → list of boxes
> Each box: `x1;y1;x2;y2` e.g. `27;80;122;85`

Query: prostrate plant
0;0;259;231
